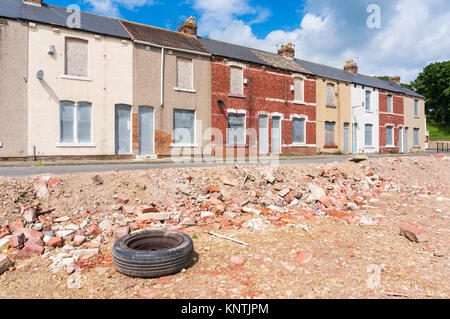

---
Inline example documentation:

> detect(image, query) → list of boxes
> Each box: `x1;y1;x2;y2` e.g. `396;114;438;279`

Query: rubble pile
0;154;449;298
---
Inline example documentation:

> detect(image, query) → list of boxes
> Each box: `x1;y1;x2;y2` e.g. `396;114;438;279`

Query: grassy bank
428;121;450;140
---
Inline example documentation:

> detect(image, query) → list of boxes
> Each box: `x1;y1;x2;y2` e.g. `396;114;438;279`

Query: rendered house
196;39;317;157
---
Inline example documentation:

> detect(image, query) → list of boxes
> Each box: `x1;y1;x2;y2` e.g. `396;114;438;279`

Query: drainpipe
160;47;165;107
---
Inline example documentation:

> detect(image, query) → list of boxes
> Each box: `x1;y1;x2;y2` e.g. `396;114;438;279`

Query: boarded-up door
259;115;268;155
271;117;281;154
139;106;154;156
404;127;408;152
115;104;131;155
399;127;403;153
344;123;349;154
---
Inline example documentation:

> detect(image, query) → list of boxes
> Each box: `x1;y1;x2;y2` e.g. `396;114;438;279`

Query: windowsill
174;87;196;93
228;94;246;99
326;105;336;109
60;74;93;82
324;145;338;149
365;109;373;113
414;116;420;119
384;145;396;148
293;100;305;105
364;145;375;148
226;144;248;148
291;143;307;147
56;143;96;148
170;144;199;148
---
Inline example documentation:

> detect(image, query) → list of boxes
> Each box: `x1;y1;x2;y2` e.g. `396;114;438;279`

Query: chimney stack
278;43;295;59
389;76;401;84
344;59;358;74
24;0;43;5
178;16;197;37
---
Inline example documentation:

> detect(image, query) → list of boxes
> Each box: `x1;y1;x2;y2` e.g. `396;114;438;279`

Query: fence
435;142;449;153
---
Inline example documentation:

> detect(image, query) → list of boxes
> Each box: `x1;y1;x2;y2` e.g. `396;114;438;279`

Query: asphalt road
0;157;351;178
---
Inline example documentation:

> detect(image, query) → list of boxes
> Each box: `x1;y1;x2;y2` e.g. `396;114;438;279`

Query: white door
258;115;269;155
139;106;154;156
115;104;132;155
399;127;403;153
271;117;281;154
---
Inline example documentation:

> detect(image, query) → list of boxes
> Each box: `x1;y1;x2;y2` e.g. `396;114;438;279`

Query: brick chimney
178;16;197;36
24;0;43;5
389;76;401;84
344;59;358;74
278;43;295;58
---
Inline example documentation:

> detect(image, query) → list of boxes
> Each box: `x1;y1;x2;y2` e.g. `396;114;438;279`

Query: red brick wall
379;91;405;153
211;57;317;156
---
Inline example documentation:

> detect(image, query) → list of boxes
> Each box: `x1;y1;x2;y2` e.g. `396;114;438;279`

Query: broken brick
46;236;63;247
399;224;429;243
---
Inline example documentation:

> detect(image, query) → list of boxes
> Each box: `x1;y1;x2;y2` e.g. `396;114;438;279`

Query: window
294;78;304;101
227;113;246;144
414;100;418;117
65;38;88;77
387;95;392;113
173;109;195;145
176;57;193;90
60;101;92;143
325;122;336;146
326;84;335;106
365;124;373;146
386;126;394;146
230;66;243;95
292;118;305;144
365;90;371;110
413;128;419;146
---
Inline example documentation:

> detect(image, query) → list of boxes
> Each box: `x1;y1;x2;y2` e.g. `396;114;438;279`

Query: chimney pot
278;43;295;59
389;76;401;84
178;16;197;37
344;59;358;74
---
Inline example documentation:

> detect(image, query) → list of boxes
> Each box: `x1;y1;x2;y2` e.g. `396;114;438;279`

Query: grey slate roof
198;37;311;74
295;58;354;82
0;0;131;39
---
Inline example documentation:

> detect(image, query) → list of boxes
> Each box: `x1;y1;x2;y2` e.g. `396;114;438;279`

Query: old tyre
112;230;194;278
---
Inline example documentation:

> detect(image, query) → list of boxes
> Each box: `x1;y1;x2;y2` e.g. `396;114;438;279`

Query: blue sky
45;0;450;83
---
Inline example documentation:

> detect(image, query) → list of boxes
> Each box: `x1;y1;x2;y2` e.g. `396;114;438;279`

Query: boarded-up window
77;102;92;143
65;38;88;77
365;90;371;110
230;67;243;95
413;128;419;146
327;84;335;106
387;95;392;113
294;78;304;101
414;100;418;117
292;118;305;143
227;113;246;144
177;57;193;89
365;124;373;146
325;121;335;146
386;126;394;146
60;101;74;143
173;109;195;144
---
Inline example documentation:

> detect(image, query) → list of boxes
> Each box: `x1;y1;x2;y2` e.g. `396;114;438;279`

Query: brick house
197;39;317;158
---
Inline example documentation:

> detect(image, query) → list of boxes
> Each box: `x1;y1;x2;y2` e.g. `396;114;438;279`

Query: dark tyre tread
112;230;194;278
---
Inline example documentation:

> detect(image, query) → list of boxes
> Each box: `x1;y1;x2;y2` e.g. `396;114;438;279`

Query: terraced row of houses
0;0;427;160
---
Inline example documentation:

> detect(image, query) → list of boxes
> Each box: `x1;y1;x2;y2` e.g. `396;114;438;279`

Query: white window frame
226;109;247;146
385;125;395;147
364;123;373;146
291;114;307;146
57;101;95;147
387;94;393;113
171;109;198;147
174;57;196;93
365;90;372;111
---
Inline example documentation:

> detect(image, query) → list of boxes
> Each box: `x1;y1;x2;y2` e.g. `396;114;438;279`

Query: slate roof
295;58;354;82
120;20;210;54
0;0;131;39
198;37;311;74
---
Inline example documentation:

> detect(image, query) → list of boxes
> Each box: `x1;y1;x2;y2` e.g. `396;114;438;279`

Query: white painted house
351;84;380;154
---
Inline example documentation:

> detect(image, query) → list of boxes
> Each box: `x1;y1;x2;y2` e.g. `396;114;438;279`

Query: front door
404;127;409;153
139;106;154;156
344;123;349;154
399;127;403;153
258;115;269;155
352;123;358;154
115;104;131;155
271;116;281;154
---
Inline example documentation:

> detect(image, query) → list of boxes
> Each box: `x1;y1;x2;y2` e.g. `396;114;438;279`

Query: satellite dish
36;70;44;80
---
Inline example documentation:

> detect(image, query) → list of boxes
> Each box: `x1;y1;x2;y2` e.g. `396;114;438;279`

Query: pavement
0;152;447;177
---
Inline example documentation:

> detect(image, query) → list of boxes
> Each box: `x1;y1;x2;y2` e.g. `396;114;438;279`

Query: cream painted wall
316;77;352;153
0;19;28;158
27;23;133;156
404;96;426;152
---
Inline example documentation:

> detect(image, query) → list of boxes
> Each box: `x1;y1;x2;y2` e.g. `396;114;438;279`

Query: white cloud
84;0;156;18
194;0;450;83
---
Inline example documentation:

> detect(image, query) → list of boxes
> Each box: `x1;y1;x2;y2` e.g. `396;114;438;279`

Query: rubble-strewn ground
0;155;449;299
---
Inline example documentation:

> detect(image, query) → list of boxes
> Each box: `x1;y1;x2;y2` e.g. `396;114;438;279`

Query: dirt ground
0;155;448;299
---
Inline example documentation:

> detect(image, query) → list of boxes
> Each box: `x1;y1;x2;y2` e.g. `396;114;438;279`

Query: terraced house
0;0;427;161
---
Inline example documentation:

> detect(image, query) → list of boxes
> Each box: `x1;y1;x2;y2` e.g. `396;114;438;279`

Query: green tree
411;61;450;124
